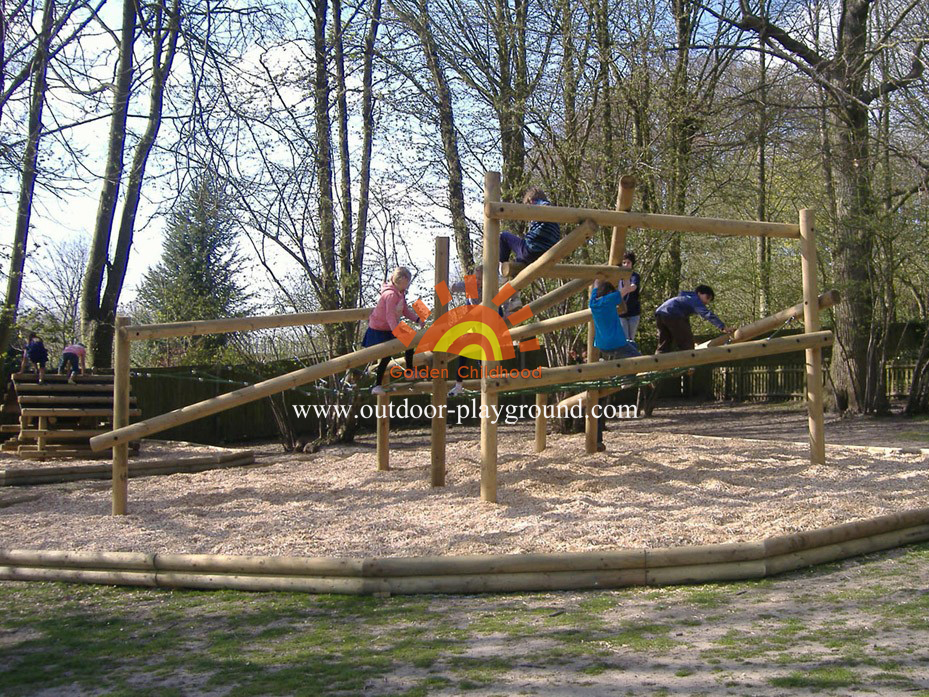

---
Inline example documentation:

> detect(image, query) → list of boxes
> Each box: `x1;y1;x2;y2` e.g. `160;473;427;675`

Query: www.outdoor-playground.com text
292;399;638;426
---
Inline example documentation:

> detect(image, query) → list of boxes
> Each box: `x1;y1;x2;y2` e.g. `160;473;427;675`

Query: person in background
19;333;48;383
59;341;87;384
618;251;641;341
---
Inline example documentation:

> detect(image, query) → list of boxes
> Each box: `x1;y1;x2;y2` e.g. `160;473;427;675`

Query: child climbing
362;267;424;395
654;284;733;353
499;187;561;264
19;333;48;383
59;341;87;383
590;278;641;451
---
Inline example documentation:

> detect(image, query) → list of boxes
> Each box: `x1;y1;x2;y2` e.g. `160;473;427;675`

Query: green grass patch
769;665;860;689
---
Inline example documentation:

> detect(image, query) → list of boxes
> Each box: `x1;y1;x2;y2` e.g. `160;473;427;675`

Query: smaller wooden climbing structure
1;374;141;460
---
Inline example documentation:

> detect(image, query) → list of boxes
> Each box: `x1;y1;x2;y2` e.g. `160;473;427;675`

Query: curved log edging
0;451;256;487
1;508;928;595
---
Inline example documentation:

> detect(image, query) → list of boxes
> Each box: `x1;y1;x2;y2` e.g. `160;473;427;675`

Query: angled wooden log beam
506;220;599;292
487;202;800;239
500;262;629;283
90;326;431;451
485;331;834;394
522;278;589;317
698;290;841;348
125;308;374;341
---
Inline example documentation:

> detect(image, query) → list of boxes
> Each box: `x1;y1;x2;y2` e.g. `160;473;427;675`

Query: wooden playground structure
90;171;835;517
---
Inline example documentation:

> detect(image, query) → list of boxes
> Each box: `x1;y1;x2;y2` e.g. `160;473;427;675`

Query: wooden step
18;395;135;405
19;429;110;439
13;374;114;384
1;424;21;433
15;383;116;393
20;408;141;418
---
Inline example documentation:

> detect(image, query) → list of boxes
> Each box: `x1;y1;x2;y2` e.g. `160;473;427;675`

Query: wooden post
584;305;600;454
432;237;450;486
587;175;636;453
376;393;389;471
535;392;547;452
800;209;825;466
36;416;47;455
112;316;130;515
481;172;501;503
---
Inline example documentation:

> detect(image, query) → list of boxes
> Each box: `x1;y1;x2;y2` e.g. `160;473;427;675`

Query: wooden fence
713;362;916;401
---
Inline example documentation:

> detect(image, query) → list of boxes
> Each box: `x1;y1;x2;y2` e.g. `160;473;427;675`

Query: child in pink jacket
362;267;423;394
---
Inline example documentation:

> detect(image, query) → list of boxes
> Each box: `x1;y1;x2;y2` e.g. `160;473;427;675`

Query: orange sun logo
390;275;541;360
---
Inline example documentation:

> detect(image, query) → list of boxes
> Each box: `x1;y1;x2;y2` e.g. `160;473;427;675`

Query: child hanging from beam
363;267;424;395
589;277;641;451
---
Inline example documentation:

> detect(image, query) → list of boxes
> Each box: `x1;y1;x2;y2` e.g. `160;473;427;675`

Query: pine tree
135;177;250;364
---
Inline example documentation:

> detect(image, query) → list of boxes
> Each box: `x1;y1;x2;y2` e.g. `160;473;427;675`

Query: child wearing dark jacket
499;187;561;264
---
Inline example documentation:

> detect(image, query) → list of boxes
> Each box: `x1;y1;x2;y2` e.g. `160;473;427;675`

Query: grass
1;543;928;694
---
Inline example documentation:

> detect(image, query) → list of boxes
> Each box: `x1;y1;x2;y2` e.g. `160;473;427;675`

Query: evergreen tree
135;177;250;364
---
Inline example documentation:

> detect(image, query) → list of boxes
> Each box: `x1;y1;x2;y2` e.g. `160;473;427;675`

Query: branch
861;40;926;104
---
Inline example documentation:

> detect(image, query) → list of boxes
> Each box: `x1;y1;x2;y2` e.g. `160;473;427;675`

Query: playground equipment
90;171;833;515
2;374;141;460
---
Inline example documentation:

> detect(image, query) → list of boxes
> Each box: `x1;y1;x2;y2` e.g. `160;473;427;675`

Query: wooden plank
14;383;115;393
18;395;135;405
21;408;141;417
126;307;374;340
486;332;835;393
487;201;801;238
19;429;110;439
481;172;501;503
14;374;113;384
431;236;449;487
800;209;826;466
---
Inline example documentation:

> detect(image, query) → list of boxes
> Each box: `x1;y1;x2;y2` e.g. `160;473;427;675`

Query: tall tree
728;0;925;412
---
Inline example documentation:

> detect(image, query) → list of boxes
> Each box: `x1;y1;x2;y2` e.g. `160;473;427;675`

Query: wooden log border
1;508;927;595
0;451;257;486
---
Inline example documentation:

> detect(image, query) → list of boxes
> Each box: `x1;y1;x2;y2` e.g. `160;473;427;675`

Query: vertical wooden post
535;392;547;452
376;393;390;471
431;236;450;486
36;416;47;456
112;316;130;515
584;315;600;453
481;172;501;503
587;176;637;453
800;209;825;466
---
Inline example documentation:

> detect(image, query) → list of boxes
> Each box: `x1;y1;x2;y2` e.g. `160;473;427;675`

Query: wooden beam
500;262;629;283
90;326;431;452
507;220;599;292
487;201;801;239
481;172;501;503
112;317;130;516
432;237;450;487
126;308;374;341
535;392;547;452
485;331;834;393
376;393;389;471
698;289;841;348
800;209;826;466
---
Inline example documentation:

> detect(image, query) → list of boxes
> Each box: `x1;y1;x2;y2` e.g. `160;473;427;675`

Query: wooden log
645;541;767;567
22;408;141;417
763;507;929;557
800;209;826;466
90;325;431;451
500;262;629;283
646;560;768;585
0;566;160;587
378;569;647;594
609;175;637;264
0;549;155;570
506;220;598;292
510;309;592;341
125;307;374;340
376;393;389;471
481;172;502;503
585;300;600;454
432;237;449;487
153;552;363;576
487;201;801;238
523;278;589;317
535;392;547;452
485;331;834;393
112;317;130;516
698;289;841;348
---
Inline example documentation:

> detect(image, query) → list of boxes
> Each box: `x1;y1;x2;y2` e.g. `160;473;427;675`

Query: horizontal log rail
125;308;374;341
501;262;631;283
486;331;834;393
487;201;801;239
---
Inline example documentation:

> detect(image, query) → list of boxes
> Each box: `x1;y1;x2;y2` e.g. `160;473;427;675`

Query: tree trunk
0;0;54;353
81;0;137;368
